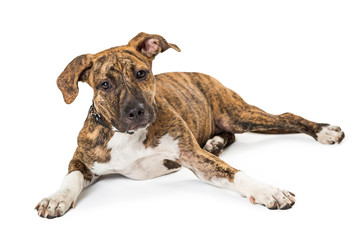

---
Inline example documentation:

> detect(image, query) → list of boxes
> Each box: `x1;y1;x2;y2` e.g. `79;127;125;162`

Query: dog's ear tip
169;43;181;52
129;33;180;57
61;93;77;104
64;98;75;104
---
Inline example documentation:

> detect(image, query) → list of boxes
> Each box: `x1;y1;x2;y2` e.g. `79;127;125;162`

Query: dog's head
57;32;180;133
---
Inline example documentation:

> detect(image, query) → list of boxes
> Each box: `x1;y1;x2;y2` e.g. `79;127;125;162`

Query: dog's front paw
316;125;345;144
35;191;75;218
234;172;295;210
248;186;296;210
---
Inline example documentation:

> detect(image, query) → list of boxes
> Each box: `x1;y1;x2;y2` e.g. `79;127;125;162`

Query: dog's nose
125;103;145;121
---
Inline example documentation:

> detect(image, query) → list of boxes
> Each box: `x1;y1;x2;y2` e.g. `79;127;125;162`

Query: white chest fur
91;129;181;180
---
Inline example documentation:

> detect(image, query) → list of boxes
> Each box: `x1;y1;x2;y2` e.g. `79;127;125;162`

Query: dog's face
56;33;180;133
90;49;157;133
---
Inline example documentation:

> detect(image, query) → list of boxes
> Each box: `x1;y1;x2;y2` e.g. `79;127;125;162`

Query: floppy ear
56;54;93;104
128;32;181;59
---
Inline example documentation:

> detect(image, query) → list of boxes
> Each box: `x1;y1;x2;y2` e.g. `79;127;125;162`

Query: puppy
35;32;344;218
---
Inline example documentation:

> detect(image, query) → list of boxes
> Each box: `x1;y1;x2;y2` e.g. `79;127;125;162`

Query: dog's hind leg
213;91;345;144
203;132;235;156
184;72;344;144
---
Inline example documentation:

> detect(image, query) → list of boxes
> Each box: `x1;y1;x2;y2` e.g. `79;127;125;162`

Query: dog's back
156;72;215;146
156;72;248;146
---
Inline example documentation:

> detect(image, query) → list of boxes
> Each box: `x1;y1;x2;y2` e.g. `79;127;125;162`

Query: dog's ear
57;54;93;104
128;32;181;59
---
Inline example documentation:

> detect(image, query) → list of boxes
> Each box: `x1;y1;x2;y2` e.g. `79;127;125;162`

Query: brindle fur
36;32;344;217
60;33;342;182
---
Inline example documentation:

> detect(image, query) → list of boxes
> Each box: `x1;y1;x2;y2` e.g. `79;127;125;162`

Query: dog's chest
91;129;180;180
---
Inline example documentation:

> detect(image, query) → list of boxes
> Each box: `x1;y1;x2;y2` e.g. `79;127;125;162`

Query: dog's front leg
179;148;296;209
35;159;94;218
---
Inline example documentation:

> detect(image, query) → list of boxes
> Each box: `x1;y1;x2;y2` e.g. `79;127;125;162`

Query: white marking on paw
35;171;86;218
317;125;345;144
234;172;295;209
209;172;295;209
203;136;225;155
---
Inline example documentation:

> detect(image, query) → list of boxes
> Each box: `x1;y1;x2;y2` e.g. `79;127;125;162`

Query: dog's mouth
111;117;153;135
128;122;150;134
112;123;149;134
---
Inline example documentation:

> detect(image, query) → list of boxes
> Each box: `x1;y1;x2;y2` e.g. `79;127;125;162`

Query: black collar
89;103;110;129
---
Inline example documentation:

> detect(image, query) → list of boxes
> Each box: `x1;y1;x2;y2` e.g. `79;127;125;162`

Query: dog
35;32;345;218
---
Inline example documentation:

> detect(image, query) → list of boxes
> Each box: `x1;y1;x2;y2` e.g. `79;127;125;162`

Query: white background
1;0;359;239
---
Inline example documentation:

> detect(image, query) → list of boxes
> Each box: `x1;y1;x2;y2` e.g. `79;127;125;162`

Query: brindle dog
35;32;344;218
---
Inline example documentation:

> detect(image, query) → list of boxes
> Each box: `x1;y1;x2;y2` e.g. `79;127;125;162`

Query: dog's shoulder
71;115;113;169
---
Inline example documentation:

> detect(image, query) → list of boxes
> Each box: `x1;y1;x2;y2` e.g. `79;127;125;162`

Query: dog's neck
89;103;110;129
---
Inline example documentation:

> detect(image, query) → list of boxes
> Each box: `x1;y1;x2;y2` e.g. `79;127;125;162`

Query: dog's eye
136;70;147;80
100;81;111;90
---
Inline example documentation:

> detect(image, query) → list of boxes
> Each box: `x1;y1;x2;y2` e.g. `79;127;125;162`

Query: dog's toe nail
38;209;44;217
280;203;293;210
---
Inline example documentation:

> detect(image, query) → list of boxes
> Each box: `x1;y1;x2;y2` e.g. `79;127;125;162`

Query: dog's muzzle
111;102;155;134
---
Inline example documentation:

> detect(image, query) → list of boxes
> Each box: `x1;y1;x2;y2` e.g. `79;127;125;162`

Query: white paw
234;172;295;210
203;136;225;156
248;185;296;210
35;191;75;218
316;125;345;144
